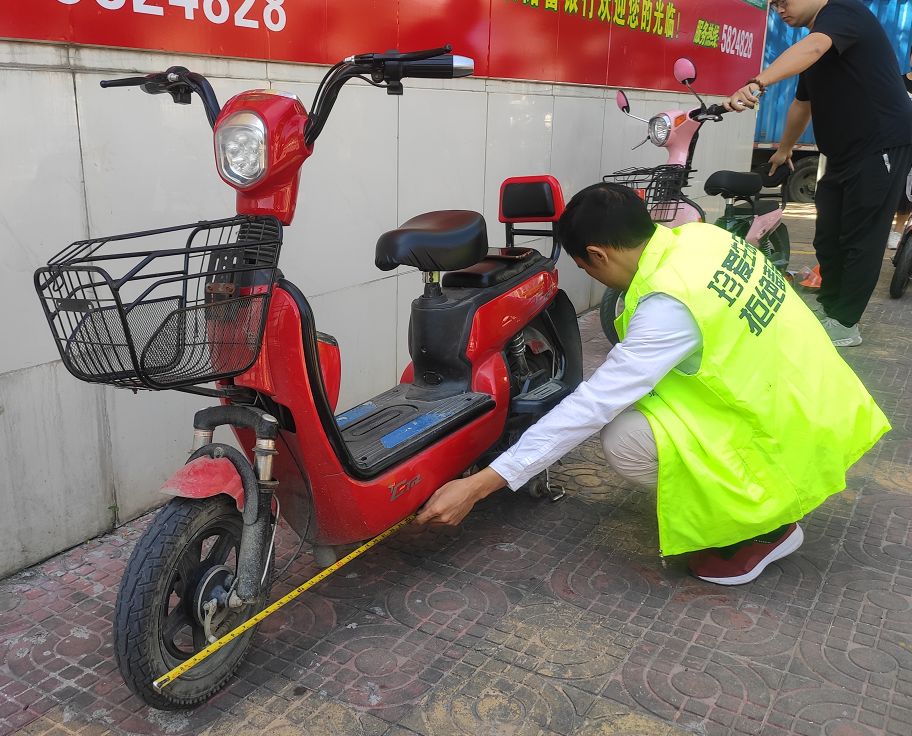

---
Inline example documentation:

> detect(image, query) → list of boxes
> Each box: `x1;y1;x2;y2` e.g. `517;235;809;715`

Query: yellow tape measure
152;512;417;692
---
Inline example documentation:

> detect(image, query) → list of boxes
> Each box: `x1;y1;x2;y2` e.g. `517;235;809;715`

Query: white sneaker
888;231;901;250
821;316;862;347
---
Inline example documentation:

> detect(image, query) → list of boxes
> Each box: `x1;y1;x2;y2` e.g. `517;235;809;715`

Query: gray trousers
599;409;658;489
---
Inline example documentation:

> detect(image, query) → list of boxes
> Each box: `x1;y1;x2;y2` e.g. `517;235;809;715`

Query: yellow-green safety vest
615;223;889;556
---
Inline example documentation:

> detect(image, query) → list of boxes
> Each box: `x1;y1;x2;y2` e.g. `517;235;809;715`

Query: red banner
0;0;765;94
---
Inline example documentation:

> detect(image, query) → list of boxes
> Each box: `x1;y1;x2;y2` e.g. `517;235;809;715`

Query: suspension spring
507;331;530;379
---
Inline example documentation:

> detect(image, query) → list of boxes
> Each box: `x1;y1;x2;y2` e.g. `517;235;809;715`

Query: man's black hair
556;182;656;262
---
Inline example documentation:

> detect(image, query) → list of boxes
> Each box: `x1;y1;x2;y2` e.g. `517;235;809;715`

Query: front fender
160;456;245;511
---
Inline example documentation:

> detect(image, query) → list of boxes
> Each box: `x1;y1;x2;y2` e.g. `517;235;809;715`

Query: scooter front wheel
890;236;912;298
113;496;272;709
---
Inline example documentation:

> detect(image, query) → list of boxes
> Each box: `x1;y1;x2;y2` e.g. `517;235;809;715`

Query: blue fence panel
755;1;912;147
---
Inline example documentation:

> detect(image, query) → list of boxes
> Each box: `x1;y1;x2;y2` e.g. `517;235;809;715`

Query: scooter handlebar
689;103;728;123
350;46;474;81
99;67;221;128
399;54;474;79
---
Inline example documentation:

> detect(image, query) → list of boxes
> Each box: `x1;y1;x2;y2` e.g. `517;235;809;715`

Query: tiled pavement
2;205;912;735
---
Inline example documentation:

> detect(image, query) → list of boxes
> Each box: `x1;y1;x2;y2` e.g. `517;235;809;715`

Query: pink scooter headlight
648;114;672;146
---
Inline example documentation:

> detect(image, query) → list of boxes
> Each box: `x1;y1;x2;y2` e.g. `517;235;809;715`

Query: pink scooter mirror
615;89;630;113
673;58;697;86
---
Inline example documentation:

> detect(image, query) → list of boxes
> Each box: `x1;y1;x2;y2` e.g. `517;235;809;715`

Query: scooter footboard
335;385;495;476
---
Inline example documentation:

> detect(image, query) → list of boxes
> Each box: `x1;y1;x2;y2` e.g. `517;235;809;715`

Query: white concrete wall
0;40;756;577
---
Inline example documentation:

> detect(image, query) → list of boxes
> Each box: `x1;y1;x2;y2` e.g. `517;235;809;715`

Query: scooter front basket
34;216;282;390
604;164;693;223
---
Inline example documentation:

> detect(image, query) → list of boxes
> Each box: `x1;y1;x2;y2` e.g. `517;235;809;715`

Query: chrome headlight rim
216;111;268;188
648;114;672;146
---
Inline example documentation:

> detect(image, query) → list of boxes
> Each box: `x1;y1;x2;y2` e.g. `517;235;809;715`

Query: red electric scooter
34;47;582;709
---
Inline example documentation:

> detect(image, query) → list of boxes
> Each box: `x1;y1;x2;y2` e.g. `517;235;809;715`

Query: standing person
726;0;912;347
415;183;889;586
888;43;912;250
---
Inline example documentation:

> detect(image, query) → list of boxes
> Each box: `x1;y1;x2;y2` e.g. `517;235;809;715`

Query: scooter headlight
648;114;672;146
216;112;267;187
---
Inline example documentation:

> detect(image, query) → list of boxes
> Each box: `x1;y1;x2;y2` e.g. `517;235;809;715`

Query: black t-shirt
795;0;912;162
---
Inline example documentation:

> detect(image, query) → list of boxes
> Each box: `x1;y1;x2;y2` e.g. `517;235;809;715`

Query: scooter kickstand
544;469;565;503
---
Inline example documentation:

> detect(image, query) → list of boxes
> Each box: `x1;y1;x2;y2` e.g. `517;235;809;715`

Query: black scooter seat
704;170;763;198
375;210;488;272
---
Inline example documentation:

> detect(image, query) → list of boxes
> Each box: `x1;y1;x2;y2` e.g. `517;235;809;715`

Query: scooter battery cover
336;385;493;474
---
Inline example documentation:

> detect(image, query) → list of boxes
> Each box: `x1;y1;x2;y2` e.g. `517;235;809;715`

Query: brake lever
692;104;725;123
395;45;452;62
348;45;453;68
99;75;152;89
136;67;199;105
158;67;195;104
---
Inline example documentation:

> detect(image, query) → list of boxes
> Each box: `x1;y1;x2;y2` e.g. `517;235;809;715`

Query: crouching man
415;183;889;585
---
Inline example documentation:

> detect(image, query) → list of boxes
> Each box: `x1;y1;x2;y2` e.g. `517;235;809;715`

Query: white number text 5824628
56;0;287;32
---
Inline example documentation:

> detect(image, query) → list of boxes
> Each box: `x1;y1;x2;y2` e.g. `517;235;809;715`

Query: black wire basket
34;216;283;390
603;164;693;223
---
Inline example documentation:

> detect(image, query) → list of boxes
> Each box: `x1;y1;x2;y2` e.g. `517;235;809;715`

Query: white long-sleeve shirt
489;293;703;490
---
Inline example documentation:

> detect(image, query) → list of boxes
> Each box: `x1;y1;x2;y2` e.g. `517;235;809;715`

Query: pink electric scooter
599;57;791;340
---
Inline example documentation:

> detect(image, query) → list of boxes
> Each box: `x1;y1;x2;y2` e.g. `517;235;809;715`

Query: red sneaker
688;523;804;585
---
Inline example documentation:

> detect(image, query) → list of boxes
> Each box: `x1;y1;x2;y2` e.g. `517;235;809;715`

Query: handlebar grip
705;103;728;116
100;76;151;88
400;55;474;79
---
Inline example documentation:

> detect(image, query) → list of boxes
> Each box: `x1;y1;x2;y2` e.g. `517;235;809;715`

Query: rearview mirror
673;58;697;86
615;89;630;113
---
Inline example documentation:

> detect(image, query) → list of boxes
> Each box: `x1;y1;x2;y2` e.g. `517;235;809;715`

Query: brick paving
2;204;911;735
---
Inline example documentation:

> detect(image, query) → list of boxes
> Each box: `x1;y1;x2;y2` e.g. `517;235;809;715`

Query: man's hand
768;148;795;176
414;467;506;527
724;84;761;112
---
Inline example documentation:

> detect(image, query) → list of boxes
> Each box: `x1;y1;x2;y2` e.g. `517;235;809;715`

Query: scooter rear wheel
599;287;621;345
113;496;272;709
890;235;912;298
759;224;791;271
